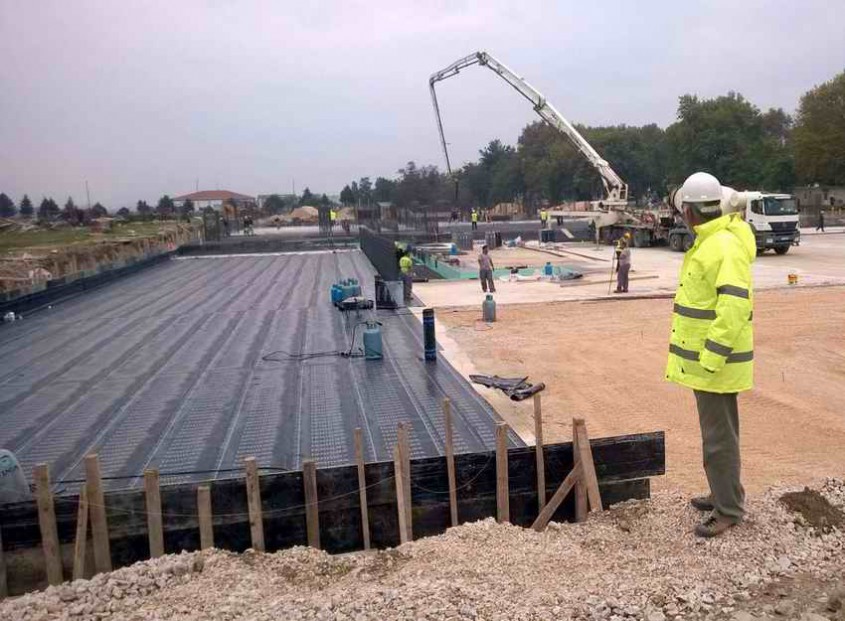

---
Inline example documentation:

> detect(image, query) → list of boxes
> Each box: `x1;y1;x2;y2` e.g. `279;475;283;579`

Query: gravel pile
3;479;844;621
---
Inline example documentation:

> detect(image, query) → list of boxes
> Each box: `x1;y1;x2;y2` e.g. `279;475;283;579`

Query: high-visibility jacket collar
692;213;733;241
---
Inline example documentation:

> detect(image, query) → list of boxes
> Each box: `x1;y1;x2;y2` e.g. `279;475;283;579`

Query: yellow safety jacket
471;211;478;222
399;255;413;274
665;213;756;394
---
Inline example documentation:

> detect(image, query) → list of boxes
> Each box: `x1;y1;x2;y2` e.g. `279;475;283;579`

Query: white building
172;190;256;211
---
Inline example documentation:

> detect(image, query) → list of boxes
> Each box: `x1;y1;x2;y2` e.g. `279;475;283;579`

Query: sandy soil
438;286;845;494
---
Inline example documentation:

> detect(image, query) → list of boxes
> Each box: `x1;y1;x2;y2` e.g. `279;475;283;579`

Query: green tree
38;197;60;221
180;198;195;220
63;197;80;225
91;202;108;218
373;177;395;202
263;194;286;214
665;92;770;188
19;195;34;218
136;200;152;219
358;177;373;205
0;192;15;217
339;185;355;206
156;195;174;219
299;187;315;206
792;71;845;185
117;206;131;218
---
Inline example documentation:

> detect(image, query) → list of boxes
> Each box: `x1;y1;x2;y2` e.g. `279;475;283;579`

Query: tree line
339;70;845;212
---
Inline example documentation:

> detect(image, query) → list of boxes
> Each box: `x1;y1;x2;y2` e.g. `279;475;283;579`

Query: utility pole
85;180;91;210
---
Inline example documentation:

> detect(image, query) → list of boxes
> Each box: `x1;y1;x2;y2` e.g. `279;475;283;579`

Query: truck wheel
682;235;693;251
669;234;683;252
774;245;790;255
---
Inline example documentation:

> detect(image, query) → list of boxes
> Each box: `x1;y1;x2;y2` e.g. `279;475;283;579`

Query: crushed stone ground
3;479;843;621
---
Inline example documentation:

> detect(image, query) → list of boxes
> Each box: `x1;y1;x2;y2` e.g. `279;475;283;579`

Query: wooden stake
393;444;410;544
72;486;89;580
534;394;546;513
353;428;371;550
532;461;582;531
397;423;412;539
0;522;7;599
574;419;603;512
144;469;164;558
85;454;112;573
302;459;320;549
197;486;214;550
34;464;63;586
244;457;265;552
495;422;510;524
573;424;588;522
443;398;458;527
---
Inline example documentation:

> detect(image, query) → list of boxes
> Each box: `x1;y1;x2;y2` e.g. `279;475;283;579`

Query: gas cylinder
363;321;383;360
482;294;496;322
543;261;553;276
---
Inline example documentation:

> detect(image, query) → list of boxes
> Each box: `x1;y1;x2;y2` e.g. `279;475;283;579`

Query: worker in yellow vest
399;252;413;302
329;208;337;229
666;172;756;538
471;209;479;231
540;209;548;229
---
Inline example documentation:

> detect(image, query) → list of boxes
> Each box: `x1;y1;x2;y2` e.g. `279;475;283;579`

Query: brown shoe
695;513;738;538
690;495;714;512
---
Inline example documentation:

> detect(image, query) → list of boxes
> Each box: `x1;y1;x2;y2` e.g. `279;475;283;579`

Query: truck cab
744;192;800;255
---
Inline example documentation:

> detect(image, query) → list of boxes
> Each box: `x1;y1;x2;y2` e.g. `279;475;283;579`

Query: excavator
429;51;800;253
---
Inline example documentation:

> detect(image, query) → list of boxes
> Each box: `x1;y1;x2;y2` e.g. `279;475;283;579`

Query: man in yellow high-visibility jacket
399;252;413;302
666;172;756;538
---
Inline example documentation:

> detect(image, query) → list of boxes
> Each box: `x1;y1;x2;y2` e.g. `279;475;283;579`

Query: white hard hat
680;172;722;204
679;172;723;216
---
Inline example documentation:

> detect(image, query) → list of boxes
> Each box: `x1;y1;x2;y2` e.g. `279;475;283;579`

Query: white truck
660;191;800;254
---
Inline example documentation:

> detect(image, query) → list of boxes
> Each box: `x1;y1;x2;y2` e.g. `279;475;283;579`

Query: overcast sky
1;1;843;208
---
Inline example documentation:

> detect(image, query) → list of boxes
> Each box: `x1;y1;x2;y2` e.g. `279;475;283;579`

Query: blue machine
363;321;383;360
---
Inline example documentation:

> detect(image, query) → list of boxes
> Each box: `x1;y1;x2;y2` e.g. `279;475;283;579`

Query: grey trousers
402;273;413;302
480;269;496;293
694;390;745;522
616;264;630;292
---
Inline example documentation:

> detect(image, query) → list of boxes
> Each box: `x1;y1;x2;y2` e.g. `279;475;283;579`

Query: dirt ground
438;285;845;494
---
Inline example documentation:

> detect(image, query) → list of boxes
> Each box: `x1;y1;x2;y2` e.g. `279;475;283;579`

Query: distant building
793;185;845;213
173;190;256;211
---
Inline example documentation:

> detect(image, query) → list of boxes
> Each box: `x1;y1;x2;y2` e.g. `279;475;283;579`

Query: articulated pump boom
429;51;629;208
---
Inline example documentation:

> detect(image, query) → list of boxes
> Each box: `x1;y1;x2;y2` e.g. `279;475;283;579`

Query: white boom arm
430;51;629;207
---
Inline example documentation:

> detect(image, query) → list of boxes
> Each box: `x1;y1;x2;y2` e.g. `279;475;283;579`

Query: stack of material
290;206;319;222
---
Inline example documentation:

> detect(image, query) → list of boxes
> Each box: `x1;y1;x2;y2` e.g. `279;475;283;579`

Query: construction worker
666;172;756;538
614;235;631;293
540;208;548;229
478;244;496;293
399;251;413;302
816;209;825;232
471;208;479;231
329;208;337;229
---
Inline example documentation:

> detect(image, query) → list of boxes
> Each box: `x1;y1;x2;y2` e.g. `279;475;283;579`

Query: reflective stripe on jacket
665;213;756;393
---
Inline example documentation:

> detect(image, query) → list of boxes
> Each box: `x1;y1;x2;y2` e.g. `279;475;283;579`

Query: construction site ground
415;228;845;307
434;230;845;494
